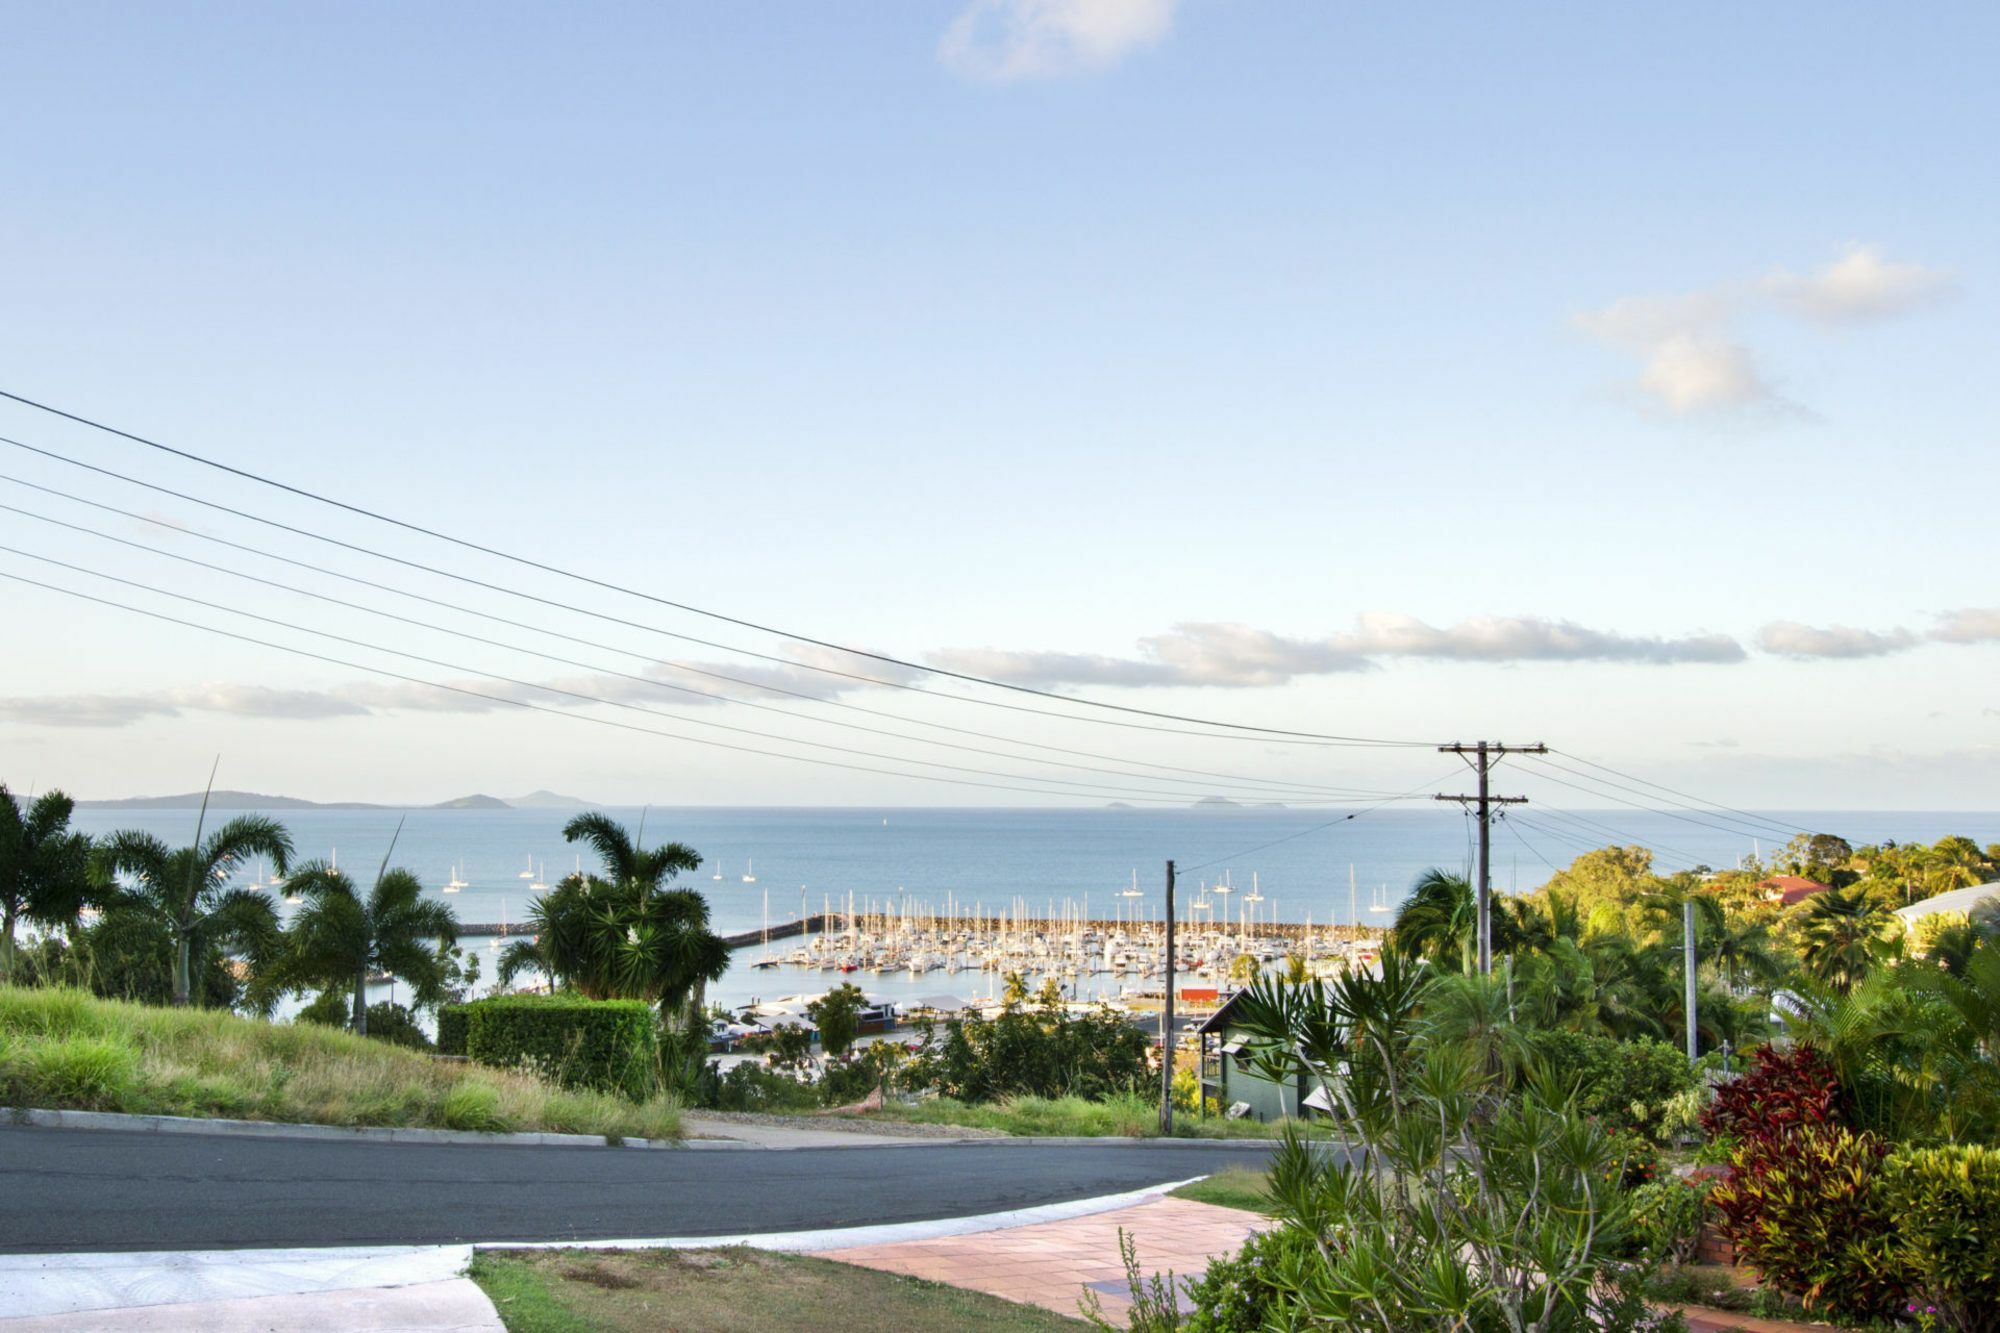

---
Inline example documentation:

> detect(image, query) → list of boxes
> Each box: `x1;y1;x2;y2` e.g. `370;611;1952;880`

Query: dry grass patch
0;986;681;1141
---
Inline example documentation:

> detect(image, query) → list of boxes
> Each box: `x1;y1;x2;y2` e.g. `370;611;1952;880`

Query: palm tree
1797;886;1899;994
1426;968;1535;1087
0;785;94;984
498;812;727;1021
94;811;291;1007
274;845;459;1036
1392;869;1476;971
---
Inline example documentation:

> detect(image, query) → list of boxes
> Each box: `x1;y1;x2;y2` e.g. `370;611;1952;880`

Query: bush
462;995;660;1100
1882;1144;2000;1333
902;1000;1148;1103
701;1060;819;1112
1182;1225;1320;1332
1535;1030;1694;1143
818;1056;880;1107
362;1003;432;1051
1710;1122;1903;1322
1701;1043;1841;1149
1629;1177;1709;1265
436;1003;470;1056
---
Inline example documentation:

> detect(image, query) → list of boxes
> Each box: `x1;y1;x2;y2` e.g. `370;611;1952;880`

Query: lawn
0;986;682;1141
470;1247;1087;1332
1170;1167;1277;1213
837;1091;1330;1140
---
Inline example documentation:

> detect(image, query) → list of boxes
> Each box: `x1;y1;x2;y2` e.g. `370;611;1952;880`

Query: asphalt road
0;1126;1274;1254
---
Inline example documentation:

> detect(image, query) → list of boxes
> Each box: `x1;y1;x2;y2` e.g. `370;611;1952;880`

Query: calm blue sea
64;805;2000;1011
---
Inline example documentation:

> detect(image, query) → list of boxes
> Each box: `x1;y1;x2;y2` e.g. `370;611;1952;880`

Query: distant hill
79;790;516;811
505;790;593;810
1192;796;1242;808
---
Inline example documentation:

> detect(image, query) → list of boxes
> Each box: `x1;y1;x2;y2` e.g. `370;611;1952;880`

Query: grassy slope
0;986;681;1141
471;1248;1087;1332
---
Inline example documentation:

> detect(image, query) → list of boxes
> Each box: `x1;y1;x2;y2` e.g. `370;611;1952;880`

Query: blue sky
1;2;1995;808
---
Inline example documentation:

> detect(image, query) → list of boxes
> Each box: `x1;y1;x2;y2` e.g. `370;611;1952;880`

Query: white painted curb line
477;1176;1210;1253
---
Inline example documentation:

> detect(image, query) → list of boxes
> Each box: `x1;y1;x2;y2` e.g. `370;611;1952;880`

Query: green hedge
1534;1030;1693;1143
1882;1143;2000;1328
436;1004;470;1057
460;995;660;1100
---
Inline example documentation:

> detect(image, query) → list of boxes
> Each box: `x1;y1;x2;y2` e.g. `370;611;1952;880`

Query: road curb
0;1106;674;1150
3;1105;1287;1152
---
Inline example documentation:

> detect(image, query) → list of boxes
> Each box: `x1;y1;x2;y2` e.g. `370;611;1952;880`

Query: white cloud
1755;621;1919;659
1929;608;2000;644
931;615;1744;690
939;0;1175;83
1762;244;1955;325
1573;290;1778;417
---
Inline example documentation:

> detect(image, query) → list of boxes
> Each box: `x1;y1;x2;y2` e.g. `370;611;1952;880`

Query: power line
0;437;1422;750
2;565;1437;809
1528;754;1809;841
1;546;1429;806
1512;759;1778;843
0;502;1395;804
0;472;1403;794
0;392;1438;748
1548;749;1817;838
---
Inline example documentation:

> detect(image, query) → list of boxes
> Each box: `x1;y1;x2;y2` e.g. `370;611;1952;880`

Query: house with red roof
1761;875;1830;907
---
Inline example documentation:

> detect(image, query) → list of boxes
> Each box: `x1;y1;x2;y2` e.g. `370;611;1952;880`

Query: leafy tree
807;982;867;1059
1796;886;1899;994
268;847;459;1035
0;785;93;984
1227;951;1263;982
93;810;291;1007
1389;868;1475;970
498;812;728;1026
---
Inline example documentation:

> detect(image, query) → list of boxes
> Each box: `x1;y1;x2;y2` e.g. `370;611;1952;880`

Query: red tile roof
1760;875;1829;906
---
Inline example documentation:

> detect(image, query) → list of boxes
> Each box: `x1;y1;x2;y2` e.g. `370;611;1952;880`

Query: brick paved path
825;1195;1263;1325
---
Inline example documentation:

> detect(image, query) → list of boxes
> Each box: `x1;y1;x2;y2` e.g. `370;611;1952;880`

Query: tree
94;811;291;1007
498;812;727;1021
271;848;459;1036
1228;951;1263;982
1390;869;1475;970
1797;886;1899;994
807;983;867;1059
0;785;93;984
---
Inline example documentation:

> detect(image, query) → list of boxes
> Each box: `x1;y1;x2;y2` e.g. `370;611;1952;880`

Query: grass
842;1091;1331;1140
0;986;682;1141
1170;1167;1277;1214
469;1247;1088;1332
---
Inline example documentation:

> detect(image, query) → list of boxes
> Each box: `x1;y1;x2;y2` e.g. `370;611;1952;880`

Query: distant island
1192;796;1241;808
81;790;519;812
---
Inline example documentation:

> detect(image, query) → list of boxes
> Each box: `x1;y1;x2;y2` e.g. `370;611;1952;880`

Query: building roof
1761;875;1830;906
1896;881;2000;924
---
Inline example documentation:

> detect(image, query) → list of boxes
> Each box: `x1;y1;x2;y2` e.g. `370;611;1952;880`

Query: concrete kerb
4;1105;1289;1152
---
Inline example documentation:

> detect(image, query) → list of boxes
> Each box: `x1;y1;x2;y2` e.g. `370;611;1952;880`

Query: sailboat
444;861;468;894
517;855;534;880
528;861;547;892
750;888;779;969
1370;883;1393;913
711;861;724;881
741;859;757;884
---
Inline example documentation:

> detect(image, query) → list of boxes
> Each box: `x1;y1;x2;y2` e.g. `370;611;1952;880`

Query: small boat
741;859;757;884
517;855;534;880
444;862;468;894
528;861;547;893
1370;883;1393;914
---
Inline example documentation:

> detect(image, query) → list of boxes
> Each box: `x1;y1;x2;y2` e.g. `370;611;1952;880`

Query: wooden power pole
1159;859;1176;1136
1433;741;1545;974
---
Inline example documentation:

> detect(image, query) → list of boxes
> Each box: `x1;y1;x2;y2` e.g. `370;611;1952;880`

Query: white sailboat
444;861;468;894
517;855;534;880
528;861;547;893
741;859;757;884
750;888;779;969
1370;883;1393;913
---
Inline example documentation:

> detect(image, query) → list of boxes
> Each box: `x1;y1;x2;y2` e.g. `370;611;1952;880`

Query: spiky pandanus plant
93;811;291;1007
275;842;459;1035
0;784;94;984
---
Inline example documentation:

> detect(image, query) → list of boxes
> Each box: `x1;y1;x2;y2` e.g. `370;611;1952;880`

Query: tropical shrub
359;1002;432;1051
1180;1226;1320;1333
701;1060;819;1112
1700;1042;1841;1148
462;994;660;1100
1628;1177;1709;1265
1709;1123;1903;1322
1537;1030;1694;1143
902;999;1147;1103
1881;1144;2000;1333
436;1003;470;1056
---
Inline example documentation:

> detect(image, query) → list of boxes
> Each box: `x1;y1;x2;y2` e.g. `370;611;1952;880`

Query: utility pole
1684;899;1699;1064
1433;741;1545;974
1159;859;1176;1136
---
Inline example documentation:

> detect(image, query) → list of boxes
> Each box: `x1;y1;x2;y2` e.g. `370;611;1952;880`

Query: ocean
64;804;2000;1012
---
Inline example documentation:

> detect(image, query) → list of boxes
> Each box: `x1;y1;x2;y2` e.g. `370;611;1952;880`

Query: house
1760;875;1830;907
1195;989;1320;1123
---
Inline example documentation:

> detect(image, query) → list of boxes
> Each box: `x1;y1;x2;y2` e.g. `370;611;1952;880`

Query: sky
1;2;1995;810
